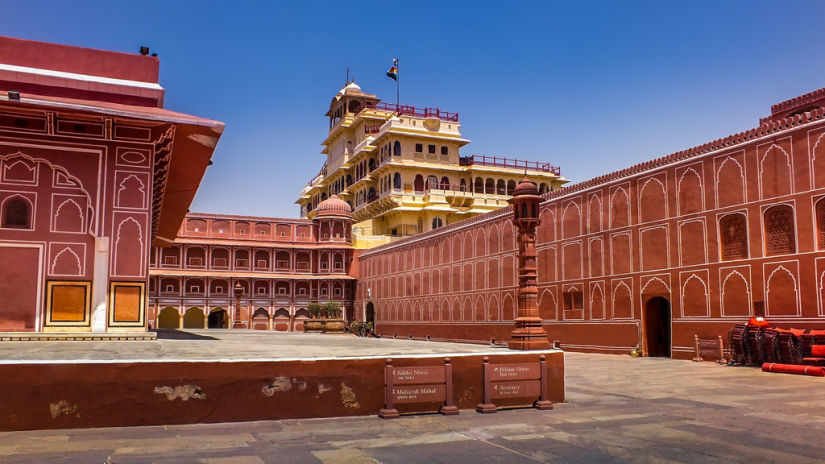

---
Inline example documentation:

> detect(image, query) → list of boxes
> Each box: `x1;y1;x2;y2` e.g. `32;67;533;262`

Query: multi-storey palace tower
297;82;568;246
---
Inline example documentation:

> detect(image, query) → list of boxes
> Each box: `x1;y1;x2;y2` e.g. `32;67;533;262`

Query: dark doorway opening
644;296;671;357
366;302;375;325
208;309;228;329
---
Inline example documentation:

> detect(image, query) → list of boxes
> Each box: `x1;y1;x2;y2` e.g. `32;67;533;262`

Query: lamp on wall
7;90;20;101
139;46;149;55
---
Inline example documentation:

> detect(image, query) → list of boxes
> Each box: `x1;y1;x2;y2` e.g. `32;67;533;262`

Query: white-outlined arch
721;269;751;317
50;246;82;276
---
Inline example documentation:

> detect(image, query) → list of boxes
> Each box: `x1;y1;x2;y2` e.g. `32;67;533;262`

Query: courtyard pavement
0;330;502;363
1;350;824;463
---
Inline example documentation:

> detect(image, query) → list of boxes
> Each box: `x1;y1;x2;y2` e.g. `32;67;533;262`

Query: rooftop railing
357;101;459;122
460;155;561;175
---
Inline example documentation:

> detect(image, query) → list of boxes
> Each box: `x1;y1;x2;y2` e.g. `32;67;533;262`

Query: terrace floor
0;329;502;363
1;350;824;463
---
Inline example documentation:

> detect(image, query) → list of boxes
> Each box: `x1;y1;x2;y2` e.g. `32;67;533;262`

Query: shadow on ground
151;329;217;340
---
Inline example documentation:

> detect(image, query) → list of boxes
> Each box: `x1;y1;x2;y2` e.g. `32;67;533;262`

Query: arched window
764;204;795;255
816;198;825;250
496;179;506;195
393;141;401;156
346;174;352;187
1;195;32;229
539;183;548;194
460;178;467;191
474;177;484;193
485;178;494;194
414;174;424;192
719;213;748;260
368;158;375;172
521;203;528;218
507;180;516;195
432;218;443;229
426;175;438;189
440;176;450;189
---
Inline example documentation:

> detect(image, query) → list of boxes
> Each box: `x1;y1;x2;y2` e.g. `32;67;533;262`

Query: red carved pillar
508;177;550;350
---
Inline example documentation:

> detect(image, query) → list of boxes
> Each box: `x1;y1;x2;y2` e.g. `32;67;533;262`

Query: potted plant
303;302;323;333
322;301;346;333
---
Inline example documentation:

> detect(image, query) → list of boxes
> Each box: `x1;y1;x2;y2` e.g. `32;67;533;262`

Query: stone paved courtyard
0;330;501;363
2;351;825;463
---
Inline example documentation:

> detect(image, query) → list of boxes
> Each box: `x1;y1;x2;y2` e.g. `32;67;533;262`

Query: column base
534;400;553;410
378;408;400;419
508;329;550;350
439;405;459;415
476;403;497;414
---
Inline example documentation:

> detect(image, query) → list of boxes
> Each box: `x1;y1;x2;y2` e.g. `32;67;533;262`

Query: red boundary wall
355;101;825;359
0;351;563;431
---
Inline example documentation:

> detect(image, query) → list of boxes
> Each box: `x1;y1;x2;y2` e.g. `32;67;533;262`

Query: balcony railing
460;155;561;175
356;102;459;122
425;182;470;193
364;124;381;134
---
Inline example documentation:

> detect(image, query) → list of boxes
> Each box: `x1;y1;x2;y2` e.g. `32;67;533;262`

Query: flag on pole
386;59;398;81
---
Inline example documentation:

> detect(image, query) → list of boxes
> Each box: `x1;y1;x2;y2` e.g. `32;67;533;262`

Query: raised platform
0;331;156;342
0;330;564;431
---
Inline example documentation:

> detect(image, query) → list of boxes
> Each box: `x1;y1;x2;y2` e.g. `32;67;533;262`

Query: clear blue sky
3;1;824;218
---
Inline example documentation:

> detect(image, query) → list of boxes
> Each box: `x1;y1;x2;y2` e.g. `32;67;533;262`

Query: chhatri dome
513;177;540;196
316;194;352;218
338;81;362;96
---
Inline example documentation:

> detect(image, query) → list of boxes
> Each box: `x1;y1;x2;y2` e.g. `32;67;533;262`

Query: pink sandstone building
354;87;825;359
147;198;355;331
0;36;223;333
5;35;825;362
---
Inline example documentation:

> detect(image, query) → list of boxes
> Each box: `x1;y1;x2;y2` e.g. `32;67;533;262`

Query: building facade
147;196;355;331
296;82;567;244
0;36;223;332
354;86;825;359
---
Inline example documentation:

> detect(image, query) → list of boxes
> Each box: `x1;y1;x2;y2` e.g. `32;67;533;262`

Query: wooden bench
692;335;727;363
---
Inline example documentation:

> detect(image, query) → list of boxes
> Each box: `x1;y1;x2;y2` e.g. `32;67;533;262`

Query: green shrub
307;302;322;319
323;301;341;319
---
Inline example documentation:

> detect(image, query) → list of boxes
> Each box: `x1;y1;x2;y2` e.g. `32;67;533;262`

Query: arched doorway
293;308;309;331
158;307;179;329
183;307;205;329
208;308;228;329
252;308;269;330
366;302;375;325
644;297;671;357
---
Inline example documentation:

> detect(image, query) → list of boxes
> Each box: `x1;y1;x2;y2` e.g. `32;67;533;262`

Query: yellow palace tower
297;80;567;248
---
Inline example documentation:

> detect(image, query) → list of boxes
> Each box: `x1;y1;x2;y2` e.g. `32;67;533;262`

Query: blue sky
3;1;824;218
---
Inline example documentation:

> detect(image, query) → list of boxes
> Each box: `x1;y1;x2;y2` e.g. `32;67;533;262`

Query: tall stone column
508;178;550;350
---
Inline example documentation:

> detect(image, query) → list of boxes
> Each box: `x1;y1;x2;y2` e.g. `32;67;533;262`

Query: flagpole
395;58;400;113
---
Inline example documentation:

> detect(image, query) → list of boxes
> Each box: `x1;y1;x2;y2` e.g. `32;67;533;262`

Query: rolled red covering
812;345;825;356
762;363;825;376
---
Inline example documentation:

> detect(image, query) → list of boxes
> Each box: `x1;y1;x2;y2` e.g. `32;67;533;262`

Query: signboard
489;363;540;382
392;384;447;404
379;358;458;419
476;355;553;413
392;367;446;385
490;380;541;399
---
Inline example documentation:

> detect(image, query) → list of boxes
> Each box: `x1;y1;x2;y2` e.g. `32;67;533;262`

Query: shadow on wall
151;329;218;340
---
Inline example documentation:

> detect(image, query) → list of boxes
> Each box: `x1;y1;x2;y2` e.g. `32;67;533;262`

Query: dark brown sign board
379;358;458;418
477;355;553;413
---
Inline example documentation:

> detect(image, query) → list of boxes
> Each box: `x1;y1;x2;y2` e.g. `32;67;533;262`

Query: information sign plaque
379;358;459;419
476;355;553;413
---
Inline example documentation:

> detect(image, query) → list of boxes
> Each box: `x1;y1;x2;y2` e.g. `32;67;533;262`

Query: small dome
316;194;352;217
338;81;362;96
513;177;539;196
